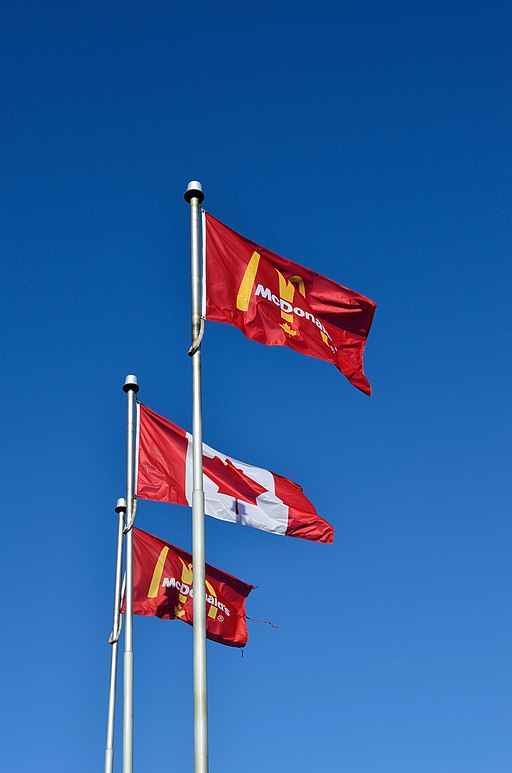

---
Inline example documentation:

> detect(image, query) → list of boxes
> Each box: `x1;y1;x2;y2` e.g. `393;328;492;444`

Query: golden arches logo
236;252;329;346
146;547;218;620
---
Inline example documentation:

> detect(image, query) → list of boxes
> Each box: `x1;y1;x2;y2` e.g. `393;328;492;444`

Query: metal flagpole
122;374;139;773
184;180;208;773
104;497;127;773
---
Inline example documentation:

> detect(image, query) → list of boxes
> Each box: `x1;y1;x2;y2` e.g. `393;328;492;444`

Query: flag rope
108;573;126;644
247;616;279;629
187;316;205;356
123;497;137;533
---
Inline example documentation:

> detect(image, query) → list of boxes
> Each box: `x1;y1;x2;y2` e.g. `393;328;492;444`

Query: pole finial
115;497;127;513
122;374;139;394
184;180;204;204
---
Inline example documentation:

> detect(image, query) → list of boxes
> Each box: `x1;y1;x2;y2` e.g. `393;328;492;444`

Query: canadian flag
136;403;334;544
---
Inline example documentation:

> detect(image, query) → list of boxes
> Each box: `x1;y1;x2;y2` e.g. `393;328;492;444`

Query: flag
137;403;334;544
130;527;253;648
203;211;376;395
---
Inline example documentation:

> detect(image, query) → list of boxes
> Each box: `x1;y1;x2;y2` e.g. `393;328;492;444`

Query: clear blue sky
1;2;511;771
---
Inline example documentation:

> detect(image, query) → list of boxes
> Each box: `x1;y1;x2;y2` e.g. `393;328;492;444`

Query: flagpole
105;497;126;773
122;375;139;773
184;180;208;773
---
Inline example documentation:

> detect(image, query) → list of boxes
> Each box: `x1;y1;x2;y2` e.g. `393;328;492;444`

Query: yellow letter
147;546;169;598
278;272;306;324
175;558;194;617
205;578;218;620
236;252;261;311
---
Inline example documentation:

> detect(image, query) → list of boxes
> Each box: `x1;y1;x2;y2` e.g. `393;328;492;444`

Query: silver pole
105;497;127;773
184;180;208;773
122;375;139;773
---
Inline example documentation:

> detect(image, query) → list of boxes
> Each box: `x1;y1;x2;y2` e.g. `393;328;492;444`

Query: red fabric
205;212;376;395
137;404;188;505
274;472;334;544
131;527;254;648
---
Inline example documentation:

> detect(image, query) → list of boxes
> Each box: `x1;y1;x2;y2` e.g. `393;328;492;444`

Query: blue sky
1;2;511;771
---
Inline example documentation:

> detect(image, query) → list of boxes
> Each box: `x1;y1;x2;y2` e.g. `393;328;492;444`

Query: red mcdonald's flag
131;527;254;648
204;212;377;395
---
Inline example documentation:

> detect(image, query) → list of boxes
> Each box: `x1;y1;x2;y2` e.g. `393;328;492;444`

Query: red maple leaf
202;455;267;509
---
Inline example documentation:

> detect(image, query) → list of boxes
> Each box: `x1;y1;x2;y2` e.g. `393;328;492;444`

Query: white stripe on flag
184;434;289;536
